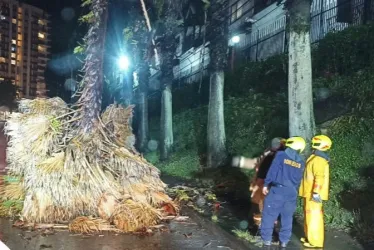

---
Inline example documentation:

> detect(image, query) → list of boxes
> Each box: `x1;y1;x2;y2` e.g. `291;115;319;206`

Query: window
38;45;47;53
12;18;16;24
38;32;45;39
11;53;16;58
12;39;16;44
231;0;244;23
0;77;4;81
38;19;46;25
11;59;16;65
0;57;5;63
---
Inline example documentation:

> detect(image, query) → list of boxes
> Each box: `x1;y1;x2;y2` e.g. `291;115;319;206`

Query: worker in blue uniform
260;136;306;248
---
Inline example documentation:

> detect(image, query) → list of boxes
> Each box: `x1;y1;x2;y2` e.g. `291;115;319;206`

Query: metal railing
174;0;373;82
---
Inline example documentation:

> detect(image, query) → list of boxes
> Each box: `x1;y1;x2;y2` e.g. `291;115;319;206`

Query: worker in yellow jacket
299;135;332;248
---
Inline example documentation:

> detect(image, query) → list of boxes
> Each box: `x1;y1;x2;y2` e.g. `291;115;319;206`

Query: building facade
0;0;50;98
168;0;374;85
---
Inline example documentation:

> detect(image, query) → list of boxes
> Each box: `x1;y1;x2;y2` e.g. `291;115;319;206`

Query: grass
145;149;201;180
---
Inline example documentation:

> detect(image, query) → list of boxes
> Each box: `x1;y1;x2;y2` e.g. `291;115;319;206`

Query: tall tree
153;0;184;160
2;0;176;230
124;8;151;152
286;0;316;155
206;0;228;168
76;0;109;134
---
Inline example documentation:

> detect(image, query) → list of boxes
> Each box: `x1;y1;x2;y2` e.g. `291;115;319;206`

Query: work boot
303;242;322;248
263;240;272;246
300;237;308;243
280;242;287;248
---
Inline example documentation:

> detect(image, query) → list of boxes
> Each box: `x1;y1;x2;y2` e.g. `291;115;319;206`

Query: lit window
38;19;46;25
12;39;16;44
11;60;16;65
0;57;5;63
0;15;6;20
231;0;243;23
0;78;4;81
11;47;16;52
38;45;47;53
12;18;16;24
11;53;16;58
38;32;45;39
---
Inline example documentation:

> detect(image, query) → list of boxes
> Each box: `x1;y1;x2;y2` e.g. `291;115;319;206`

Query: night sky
22;0;133;99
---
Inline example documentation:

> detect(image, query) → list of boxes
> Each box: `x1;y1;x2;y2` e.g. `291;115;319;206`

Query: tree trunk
288;0;316;156
206;0;228;168
207;70;226;168
137;91;149;152
160;83;173;160
76;0;109;134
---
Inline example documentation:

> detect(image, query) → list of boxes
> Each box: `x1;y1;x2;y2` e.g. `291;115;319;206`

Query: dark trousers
260;186;297;243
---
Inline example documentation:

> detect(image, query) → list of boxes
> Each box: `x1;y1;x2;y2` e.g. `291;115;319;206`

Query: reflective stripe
305;210;323;214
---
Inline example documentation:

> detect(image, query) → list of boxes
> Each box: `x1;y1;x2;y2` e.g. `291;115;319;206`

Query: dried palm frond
1;181;25;200
68;216;110;234
18;98;69;116
37;152;65;173
101;104;135;148
112;199;162;232
4;97;175;229
97;193;119;220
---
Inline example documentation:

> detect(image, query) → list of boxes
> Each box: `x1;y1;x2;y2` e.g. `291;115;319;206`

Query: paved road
0;214;248;250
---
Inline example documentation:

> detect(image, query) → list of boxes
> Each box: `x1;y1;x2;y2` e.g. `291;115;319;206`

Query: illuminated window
0;57;5;63
0;78;4;81
38;19;46;25
11;60;16;65
38;45;47;53
11;53;16;58
38;32;45;39
12;18;16;24
12;39;16;44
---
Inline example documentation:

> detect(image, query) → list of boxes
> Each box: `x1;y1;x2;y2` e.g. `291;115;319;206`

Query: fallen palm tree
0;99;176;232
0;0;177;233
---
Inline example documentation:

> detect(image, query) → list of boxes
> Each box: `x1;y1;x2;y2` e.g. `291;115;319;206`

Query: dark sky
22;0;137;99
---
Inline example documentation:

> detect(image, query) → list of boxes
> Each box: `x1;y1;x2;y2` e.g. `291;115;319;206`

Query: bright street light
118;55;130;71
231;35;240;44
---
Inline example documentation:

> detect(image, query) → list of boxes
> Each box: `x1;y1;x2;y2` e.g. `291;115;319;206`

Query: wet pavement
0;214;248;250
0;211;365;250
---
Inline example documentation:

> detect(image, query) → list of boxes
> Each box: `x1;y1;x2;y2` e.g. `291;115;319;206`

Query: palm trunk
206;0;228;168
288;0;316;156
207;70;226;167
76;0;108;134
137;90;149;152
160;83;173;160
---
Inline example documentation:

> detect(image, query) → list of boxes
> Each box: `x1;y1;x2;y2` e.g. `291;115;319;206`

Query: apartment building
0;0;50;98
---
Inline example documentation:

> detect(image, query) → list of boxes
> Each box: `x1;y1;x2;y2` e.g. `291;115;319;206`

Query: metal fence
174;0;373;83
243;0;372;62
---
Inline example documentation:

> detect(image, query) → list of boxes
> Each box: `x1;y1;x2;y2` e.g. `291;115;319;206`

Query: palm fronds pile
2;98;177;232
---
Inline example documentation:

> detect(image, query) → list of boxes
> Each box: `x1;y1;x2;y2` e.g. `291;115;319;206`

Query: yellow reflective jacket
299;151;330;200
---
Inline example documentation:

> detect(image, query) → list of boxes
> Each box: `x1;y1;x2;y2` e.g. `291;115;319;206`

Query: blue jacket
264;148;306;192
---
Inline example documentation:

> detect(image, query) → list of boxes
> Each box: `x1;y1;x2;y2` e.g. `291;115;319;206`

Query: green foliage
149;24;374;238
81;0;92;7
73;45;85;54
155;0;165;19
202;0;210;10
146;149;200;180
79;11;94;24
313;24;374;76
225;55;288;98
123;27;134;42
